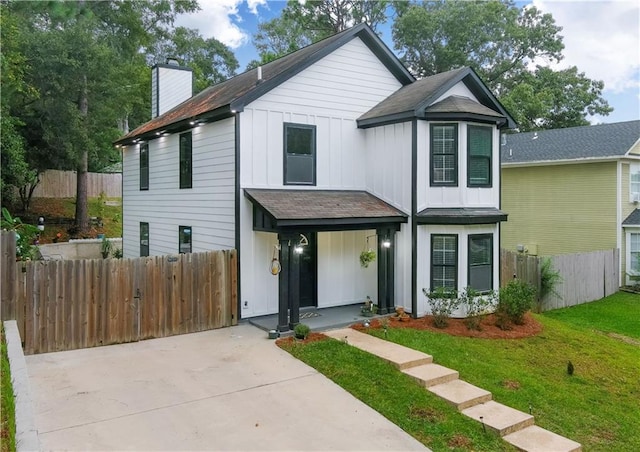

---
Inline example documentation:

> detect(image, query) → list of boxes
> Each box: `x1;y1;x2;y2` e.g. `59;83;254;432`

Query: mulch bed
352;312;543;339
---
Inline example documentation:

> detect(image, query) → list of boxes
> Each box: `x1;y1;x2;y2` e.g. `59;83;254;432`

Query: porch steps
402;363;459;387
323;328;432;370
428;379;492;410
462;401;534;436
323;327;581;452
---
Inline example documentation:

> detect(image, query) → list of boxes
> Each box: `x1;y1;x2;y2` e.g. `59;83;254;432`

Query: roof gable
357;67;516;129
501;120;640;165
115;24;413;146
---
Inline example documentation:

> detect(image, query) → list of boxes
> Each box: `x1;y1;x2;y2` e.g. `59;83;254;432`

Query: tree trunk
75;75;89;231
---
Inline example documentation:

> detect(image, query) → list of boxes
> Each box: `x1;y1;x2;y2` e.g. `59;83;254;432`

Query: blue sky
175;0;639;125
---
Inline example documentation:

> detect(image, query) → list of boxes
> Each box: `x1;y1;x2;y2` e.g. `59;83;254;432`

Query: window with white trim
630;170;640;200
431;235;457;290
430;124;458;186
631;233;640;273
468;234;493;291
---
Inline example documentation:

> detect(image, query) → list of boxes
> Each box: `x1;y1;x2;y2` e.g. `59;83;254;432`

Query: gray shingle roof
425;95;502;117
623;209;640;226
501;120;640;164
416;207;507;224
115;24;413;146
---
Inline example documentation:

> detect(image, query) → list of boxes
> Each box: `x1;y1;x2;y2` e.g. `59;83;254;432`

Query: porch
248;304;385;333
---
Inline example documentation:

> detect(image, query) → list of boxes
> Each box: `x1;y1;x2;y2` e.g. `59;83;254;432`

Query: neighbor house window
630;170;640;198
631;233;640;273
430;124;458;186
431;235;457;290
468;234;493;292
179;226;192;254
140;143;149;190
284;123;316;185
140;222;149;257
179;131;192;189
467;125;492;187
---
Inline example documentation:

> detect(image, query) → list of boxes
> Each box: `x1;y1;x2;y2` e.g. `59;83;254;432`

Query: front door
299;232;317;307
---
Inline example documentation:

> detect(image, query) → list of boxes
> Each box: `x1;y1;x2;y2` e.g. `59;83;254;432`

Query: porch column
377;227;396;314
288;242;300;330
277;234;291;332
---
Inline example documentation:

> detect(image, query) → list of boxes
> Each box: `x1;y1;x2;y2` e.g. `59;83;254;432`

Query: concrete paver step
402;364;459;387
504;425;582;452
462;401;534;436
427;379;491;410
324;328;432;369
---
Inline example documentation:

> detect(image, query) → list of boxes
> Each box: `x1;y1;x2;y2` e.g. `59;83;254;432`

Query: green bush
423;287;460;328
294;323;311;340
460;287;495;330
497;279;536;328
538;257;562;310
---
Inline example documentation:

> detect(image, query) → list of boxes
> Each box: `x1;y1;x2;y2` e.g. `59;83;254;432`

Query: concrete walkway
325;328;582;452
25;324;427;451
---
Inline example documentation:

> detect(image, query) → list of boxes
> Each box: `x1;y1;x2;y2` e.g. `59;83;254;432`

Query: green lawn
280;294;640;452
543;291;640;339
1;324;16;452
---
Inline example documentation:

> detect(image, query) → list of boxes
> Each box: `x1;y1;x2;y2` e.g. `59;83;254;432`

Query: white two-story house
115;24;515;332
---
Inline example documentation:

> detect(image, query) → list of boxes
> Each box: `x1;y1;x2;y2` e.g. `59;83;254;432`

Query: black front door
299;232;317;307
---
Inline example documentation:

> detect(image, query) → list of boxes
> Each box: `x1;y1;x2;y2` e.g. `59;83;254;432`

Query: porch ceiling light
294;245;304;254
382;239;391;248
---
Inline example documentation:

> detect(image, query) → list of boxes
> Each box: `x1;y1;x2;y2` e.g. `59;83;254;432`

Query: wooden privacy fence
17;169;122;198
1;232;237;354
501;248;620;311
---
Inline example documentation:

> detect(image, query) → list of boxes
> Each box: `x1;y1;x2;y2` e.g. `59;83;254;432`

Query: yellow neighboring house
501;120;640;285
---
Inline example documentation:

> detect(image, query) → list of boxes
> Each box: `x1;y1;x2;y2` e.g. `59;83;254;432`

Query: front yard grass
281;303;640;451
1;324;16;452
543;291;640;339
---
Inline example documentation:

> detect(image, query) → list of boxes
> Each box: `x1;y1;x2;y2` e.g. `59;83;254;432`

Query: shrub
294;323;310;340
460;287;495;331
538;257;562;311
497;279;536;327
423;287;460;328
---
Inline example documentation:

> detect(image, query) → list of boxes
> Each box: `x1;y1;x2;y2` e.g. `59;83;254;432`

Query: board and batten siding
238;36;405;317
416;118;501;210
122;118;235;258
501;161;618;256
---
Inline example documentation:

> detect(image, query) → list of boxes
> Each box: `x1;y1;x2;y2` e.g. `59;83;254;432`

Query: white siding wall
416;223;499;317
122;118;236;257
239;37;405;317
152;66;192;118
417;120;500;210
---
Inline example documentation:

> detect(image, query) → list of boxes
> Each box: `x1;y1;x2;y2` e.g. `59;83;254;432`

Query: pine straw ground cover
278;299;640;452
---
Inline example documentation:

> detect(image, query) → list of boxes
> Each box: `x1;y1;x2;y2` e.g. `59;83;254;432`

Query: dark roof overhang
421;112;508;128
244;188;408;233
417;207;508;225
622;208;640;226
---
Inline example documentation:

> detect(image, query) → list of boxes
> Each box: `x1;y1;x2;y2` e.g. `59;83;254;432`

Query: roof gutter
501;156;624;168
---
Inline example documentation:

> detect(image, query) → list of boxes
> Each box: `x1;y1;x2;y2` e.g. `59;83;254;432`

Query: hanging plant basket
360;249;376;268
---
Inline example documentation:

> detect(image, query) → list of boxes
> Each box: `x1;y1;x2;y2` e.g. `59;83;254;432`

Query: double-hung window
179;132;192;189
284;123;316;185
468;234;493;292
179;226;192;254
140;143;149;190
631;233;640;273
430;124;458;186
630;170;640;200
431;235;457;290
140;222;149;257
467;125;492;187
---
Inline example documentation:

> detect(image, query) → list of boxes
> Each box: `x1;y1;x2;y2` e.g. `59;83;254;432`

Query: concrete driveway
26;323;427;451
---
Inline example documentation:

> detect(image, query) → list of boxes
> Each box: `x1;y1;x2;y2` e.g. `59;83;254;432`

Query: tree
149;27;238;93
392;0;611;130
251;0;392;67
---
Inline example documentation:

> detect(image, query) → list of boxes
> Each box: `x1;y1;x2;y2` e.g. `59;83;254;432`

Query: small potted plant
359;249;376;268
361;296;378;317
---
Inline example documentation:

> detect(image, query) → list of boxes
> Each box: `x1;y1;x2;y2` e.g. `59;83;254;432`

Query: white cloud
175;0;265;49
532;0;640;93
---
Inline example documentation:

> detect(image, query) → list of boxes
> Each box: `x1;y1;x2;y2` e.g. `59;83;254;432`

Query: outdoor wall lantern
294;234;309;254
382;238;391;248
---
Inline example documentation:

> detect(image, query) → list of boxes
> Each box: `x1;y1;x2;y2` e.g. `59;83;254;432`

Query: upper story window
467;125;492;187
284;123;316;185
140;222;149;257
179;226;192;254
630;166;640;200
140;143;149;190
468;234;493;292
430;124;458;186
180;131;192;189
431;234;457;290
